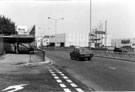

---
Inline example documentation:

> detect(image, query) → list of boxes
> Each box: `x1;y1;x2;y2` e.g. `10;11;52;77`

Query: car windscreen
79;48;91;54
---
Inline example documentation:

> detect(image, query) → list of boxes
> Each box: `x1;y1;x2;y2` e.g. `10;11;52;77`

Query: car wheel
88;57;91;61
76;57;81;61
71;56;74;60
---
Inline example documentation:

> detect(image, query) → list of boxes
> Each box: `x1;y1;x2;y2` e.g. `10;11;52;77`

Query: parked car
70;47;93;61
113;47;127;53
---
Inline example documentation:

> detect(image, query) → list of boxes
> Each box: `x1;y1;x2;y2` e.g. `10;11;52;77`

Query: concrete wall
65;33;89;47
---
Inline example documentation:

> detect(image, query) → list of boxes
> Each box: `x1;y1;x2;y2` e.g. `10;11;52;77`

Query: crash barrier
92;50;135;62
29;49;45;63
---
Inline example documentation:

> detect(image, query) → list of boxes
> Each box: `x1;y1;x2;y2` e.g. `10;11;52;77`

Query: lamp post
48;17;64;50
38;27;51;36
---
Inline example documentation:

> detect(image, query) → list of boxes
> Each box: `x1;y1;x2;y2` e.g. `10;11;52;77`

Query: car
113;47;127;53
70;47;93;61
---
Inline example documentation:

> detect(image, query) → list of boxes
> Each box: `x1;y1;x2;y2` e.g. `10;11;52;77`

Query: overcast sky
0;0;135;38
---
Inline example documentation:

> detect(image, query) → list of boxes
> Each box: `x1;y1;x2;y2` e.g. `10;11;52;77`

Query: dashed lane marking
59;84;67;88
60;73;65;76
70;83;78;87
108;66;116;70
56;79;62;83
66;79;73;83
54;76;59;79
49;67;86;92
75;88;84;92
63;76;68;79
63;88;72;92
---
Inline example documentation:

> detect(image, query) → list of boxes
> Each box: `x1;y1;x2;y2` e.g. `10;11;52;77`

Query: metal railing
92;50;135;62
29;49;45;63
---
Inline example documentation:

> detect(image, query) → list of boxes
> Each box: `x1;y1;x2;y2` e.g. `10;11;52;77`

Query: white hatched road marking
76;88;84;92
52;74;57;76
70;83;78;87
49;66;85;92
59;84;66;88
63;76;68;79
66;79;73;83
63;88;72;92
56;79;62;83
60;73;65;76
54;76;59;79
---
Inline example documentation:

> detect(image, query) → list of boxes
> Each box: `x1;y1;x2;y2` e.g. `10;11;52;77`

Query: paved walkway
0;54;30;65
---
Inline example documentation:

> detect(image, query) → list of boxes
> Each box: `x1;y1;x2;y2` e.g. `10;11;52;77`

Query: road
45;50;135;91
0;55;90;92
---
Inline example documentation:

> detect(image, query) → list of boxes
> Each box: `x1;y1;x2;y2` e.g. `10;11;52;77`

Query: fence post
29;51;31;63
43;51;45;61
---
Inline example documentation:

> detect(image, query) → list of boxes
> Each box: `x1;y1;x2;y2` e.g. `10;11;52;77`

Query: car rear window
79;48;91;54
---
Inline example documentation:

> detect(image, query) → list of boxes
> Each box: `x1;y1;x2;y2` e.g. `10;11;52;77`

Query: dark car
70;47;93;61
113;47;127;53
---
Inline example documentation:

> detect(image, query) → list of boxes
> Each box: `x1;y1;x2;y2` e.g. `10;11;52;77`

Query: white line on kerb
108;67;116;70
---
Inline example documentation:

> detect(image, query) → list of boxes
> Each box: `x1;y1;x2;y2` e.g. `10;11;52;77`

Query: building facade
111;38;135;48
49;33;89;47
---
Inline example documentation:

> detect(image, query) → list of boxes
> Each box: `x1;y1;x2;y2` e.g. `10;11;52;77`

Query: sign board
95;31;106;34
16;26;27;35
121;39;130;44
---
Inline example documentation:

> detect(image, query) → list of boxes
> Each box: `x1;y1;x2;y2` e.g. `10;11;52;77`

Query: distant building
42;35;49;46
49;33;89;47
111;38;135;48
36;37;42;47
89;31;112;48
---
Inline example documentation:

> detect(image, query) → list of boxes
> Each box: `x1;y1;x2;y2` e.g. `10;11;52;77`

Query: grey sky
0;0;134;38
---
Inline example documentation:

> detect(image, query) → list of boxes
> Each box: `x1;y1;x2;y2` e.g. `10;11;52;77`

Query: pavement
0;54;91;92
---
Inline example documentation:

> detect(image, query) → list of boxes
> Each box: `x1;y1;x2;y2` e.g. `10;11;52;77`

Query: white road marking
63;88;72;92
60;74;65;76
59;84;66;88
56;79;62;83
49;67;85;92
66;79;73;83
58;71;62;74
54;76;59;79
75;88;84;92
2;84;28;92
52;74;57;77
70;83;78;87
108;66;116;70
63;76;68;79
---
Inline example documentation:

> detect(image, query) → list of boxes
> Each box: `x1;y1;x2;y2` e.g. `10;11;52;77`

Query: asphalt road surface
45;50;135;91
0;60;90;92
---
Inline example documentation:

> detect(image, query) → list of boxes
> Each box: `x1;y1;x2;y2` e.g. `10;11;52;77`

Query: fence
29;49;45;63
92;50;135;62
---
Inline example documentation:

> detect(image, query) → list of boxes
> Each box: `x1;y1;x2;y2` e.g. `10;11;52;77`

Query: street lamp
48;17;64;50
38;27;51;36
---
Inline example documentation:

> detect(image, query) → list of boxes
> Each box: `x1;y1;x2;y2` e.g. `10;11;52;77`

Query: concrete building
42;36;49;46
111;38;135;48
49;33;89;47
36;37;42;47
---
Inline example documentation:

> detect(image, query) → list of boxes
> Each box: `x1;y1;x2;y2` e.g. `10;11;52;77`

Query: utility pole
90;0;92;48
105;20;107;47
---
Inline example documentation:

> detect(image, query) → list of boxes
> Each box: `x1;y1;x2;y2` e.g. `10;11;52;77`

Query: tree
0;15;17;35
